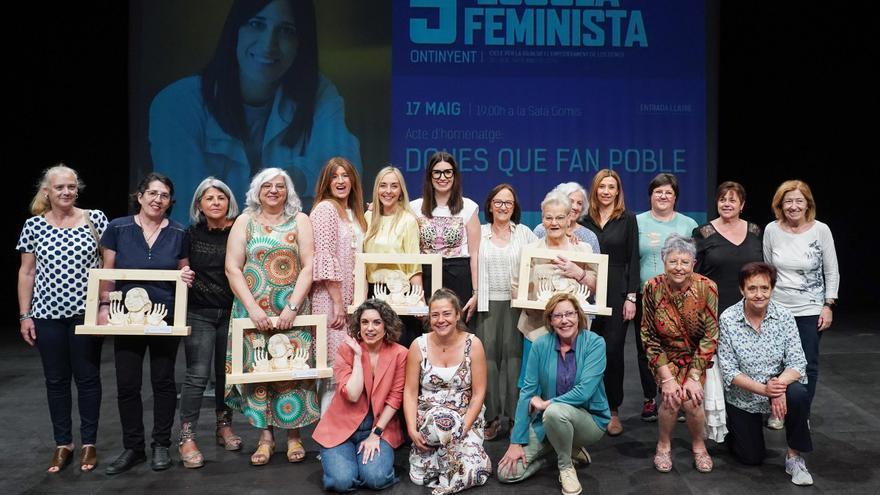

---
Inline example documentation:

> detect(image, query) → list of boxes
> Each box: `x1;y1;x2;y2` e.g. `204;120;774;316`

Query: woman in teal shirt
497;293;609;495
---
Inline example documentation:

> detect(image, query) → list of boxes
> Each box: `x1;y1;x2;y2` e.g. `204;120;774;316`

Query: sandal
251;439;275;466
48;446;73;473
653;449;673;473
216;410;242;451
693;450;713;473
484;418;501;441
179;422;204;469
80;445;98;472
287;438;306;463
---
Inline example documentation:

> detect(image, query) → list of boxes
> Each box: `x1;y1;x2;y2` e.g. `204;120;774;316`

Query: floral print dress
410;335;491;495
224;214;319;429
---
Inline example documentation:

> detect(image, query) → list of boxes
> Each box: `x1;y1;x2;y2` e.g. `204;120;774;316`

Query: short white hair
540;190;572;214
244;168;302;217
660;233;697;261
553;182;589;221
189;177;240;224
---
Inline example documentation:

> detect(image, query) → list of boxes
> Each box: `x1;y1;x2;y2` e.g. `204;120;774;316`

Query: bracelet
18;312;32;322
660;376;675;384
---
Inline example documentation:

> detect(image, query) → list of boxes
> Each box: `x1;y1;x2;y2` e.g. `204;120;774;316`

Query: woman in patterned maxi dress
404;289;491;495
225;168;319;465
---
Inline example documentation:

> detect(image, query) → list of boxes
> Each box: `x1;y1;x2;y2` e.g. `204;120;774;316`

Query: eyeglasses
542;215;568;224
551;310;578;321
492;200;514;209
144;190;171;201
260;183;287;191
431;169;454;179
653;190;675;197
782;198;806;206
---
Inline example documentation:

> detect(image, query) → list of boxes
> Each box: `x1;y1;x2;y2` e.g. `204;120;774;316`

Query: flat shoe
653;449;673;473
287;438;306;463
606;415;623;436
693;451;713;473
151;445;172;471
48;446;73;473
105;449;146;475
251;439;275;466
79;445;98;472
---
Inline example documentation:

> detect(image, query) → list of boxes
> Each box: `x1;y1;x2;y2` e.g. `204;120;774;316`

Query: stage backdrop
130;0;713;226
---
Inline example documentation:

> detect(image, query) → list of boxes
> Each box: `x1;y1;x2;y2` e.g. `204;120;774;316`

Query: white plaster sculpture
535;275;592;309
251;333;310;373
373;271;425;306
107;289;168;326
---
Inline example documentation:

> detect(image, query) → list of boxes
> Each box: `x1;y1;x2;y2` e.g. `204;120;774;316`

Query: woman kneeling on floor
497;292;610;495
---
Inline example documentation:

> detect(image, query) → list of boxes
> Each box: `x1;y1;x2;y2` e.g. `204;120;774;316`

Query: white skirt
703;355;728;442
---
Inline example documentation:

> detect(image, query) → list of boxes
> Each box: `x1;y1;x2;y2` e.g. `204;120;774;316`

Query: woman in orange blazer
313;299;408;492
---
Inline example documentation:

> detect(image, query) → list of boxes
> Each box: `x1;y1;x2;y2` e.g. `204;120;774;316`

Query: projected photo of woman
149;0;361;224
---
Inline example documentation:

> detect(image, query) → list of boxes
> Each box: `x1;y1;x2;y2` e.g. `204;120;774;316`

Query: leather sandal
484;418;501;441
693;450;713;473
653;449;673;473
251;439;275;466
216;410;242;451
286;438;306;463
80;445;98;472
179;421;204;468
48;446;73;473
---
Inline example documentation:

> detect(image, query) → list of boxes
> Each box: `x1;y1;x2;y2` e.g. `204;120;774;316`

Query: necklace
138;214;163;260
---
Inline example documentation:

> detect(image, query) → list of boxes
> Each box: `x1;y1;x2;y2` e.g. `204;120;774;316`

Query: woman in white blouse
474;184;537;439
763;180;839;409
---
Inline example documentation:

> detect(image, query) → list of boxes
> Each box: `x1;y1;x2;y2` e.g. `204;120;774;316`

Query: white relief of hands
146;303;168;326
536;276;554;303
290;347;309;370
573;284;592;308
406;284;424;305
373;283;390;302
253;345;270;372
108;299;126;326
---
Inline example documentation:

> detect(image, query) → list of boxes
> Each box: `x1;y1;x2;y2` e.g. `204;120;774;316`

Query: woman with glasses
763;180;839;412
635;173;698;422
474;184;537;440
411;151;480;322
17;164;107;473
641;234;718;473
98;173;195;474
497;293;609;495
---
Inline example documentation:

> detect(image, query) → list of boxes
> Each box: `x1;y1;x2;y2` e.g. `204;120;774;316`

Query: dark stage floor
2;314;879;495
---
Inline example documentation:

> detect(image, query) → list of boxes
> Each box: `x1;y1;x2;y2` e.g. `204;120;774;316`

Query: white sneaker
785;455;814;486
767;416;785;430
558;465;582;495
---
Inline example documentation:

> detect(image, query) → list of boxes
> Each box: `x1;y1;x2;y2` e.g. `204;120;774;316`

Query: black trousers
114;335;180;450
591;306;627;409
422;257;474;329
632;293;658;399
725;382;813;465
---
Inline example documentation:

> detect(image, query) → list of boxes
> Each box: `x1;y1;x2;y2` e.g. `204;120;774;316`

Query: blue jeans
320;412;398;492
179;308;231;424
795;315;822;405
34;316;103;445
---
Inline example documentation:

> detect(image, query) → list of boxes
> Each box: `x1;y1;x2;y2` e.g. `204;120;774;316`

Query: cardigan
510;330;610;444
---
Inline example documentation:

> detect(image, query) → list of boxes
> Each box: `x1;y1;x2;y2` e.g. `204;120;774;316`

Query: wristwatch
287;300;299;312
372;426;383;437
823;300;836;310
626;294;637;303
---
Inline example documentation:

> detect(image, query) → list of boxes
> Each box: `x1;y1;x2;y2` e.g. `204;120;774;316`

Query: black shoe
105;449;146;475
151;445;172;471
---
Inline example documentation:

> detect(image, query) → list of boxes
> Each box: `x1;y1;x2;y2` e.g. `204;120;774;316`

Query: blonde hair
771;180;816;222
30;164;83;215
542;292;589;334
364;166;416;247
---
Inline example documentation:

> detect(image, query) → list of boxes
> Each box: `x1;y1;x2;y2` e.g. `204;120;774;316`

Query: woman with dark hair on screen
150;0;360;223
580;169;640;436
177;177;241;468
310;157;367;413
17;165;107;473
99;173;195;474
411;151;481;322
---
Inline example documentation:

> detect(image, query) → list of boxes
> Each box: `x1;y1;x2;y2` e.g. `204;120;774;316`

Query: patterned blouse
640;273;719;384
717;299;807;414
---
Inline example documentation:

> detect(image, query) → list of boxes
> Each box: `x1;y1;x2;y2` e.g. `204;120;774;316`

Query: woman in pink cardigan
312;299;408;492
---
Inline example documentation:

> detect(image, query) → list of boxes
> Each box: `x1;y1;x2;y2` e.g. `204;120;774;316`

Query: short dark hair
648;173;679;204
131;172;175;216
738;262;777;290
484;183;521;224
715;181;746;204
348;299;402;344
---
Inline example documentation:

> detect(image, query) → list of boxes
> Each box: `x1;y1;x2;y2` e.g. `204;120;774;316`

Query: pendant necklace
139;214;162;260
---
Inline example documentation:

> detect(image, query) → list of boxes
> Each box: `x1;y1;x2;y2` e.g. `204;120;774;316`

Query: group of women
17;156;838;492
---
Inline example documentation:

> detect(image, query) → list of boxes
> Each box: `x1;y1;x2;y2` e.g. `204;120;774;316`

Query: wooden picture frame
349;253;443;315
511;247;612;316
75;269;191;336
226;315;332;385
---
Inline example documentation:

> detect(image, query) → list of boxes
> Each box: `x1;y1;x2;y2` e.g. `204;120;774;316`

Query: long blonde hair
364;166;416;246
30;164;83;215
